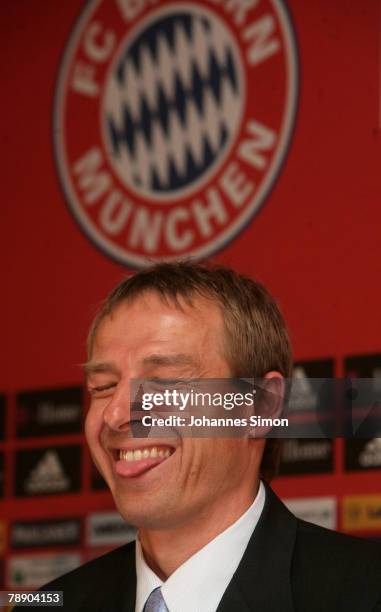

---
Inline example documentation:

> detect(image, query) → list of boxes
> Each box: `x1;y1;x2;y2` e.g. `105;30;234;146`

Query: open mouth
113;445;175;478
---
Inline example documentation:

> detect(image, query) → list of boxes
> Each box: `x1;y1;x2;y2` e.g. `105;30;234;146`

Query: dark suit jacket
16;484;381;611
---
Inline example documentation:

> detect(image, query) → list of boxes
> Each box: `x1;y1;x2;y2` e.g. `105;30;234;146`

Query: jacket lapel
217;483;297;612
92;543;137;612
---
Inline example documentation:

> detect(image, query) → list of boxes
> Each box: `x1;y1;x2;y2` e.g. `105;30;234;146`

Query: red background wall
1;0;381;587
3;0;381;389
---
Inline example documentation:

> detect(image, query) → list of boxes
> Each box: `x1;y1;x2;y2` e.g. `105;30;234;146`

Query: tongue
115;456;168;477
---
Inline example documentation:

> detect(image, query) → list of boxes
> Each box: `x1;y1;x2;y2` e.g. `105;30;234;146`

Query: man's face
85;291;262;530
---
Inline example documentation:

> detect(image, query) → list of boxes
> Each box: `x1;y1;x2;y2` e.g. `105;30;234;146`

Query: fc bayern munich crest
55;0;298;267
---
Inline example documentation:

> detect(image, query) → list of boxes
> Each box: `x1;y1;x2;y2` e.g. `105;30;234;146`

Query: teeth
119;447;171;462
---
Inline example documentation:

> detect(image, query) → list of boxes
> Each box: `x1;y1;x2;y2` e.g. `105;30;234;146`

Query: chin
115;499;176;530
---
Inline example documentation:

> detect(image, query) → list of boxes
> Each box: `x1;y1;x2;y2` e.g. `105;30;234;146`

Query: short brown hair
88;261;292;481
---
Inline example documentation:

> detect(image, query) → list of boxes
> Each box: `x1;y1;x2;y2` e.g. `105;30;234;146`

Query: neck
138;479;260;580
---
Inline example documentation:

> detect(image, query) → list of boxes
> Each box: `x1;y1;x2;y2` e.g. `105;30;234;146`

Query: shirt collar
135;481;265;612
135;539;163;611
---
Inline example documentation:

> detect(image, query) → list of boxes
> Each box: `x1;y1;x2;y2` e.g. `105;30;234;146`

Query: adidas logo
289;367;318;411
359;438;381;468
25;450;70;494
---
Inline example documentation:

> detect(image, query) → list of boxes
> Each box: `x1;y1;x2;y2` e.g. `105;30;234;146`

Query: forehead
91;291;226;366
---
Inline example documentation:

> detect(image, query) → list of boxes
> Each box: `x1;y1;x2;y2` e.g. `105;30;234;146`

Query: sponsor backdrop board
279;359;335;476
14;446;82;497
344;354;381;468
86;512;136;547
279;439;334;476
11;518;82;550
286;359;335;437
344;438;381;472
289;360;335;416
342;495;381;532
345;354;381;379
283;497;337;530
8;553;82;590
1;0;381;586
16;387;83;438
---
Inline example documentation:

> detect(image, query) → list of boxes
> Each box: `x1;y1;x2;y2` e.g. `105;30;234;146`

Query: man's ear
249;371;285;438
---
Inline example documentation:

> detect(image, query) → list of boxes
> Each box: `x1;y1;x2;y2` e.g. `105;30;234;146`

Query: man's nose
102;385;131;432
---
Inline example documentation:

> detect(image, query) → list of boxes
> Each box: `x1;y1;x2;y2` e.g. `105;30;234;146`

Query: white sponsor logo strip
283;497;337;530
87;512;136;546
8;553;81;589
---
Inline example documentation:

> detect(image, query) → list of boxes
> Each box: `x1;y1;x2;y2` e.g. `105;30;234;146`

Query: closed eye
89;383;117;396
146;377;192;389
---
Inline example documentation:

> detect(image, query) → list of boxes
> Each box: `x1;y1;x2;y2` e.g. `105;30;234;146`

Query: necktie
143;587;169;612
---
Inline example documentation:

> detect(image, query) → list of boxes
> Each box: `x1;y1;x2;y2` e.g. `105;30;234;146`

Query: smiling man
20;262;381;612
